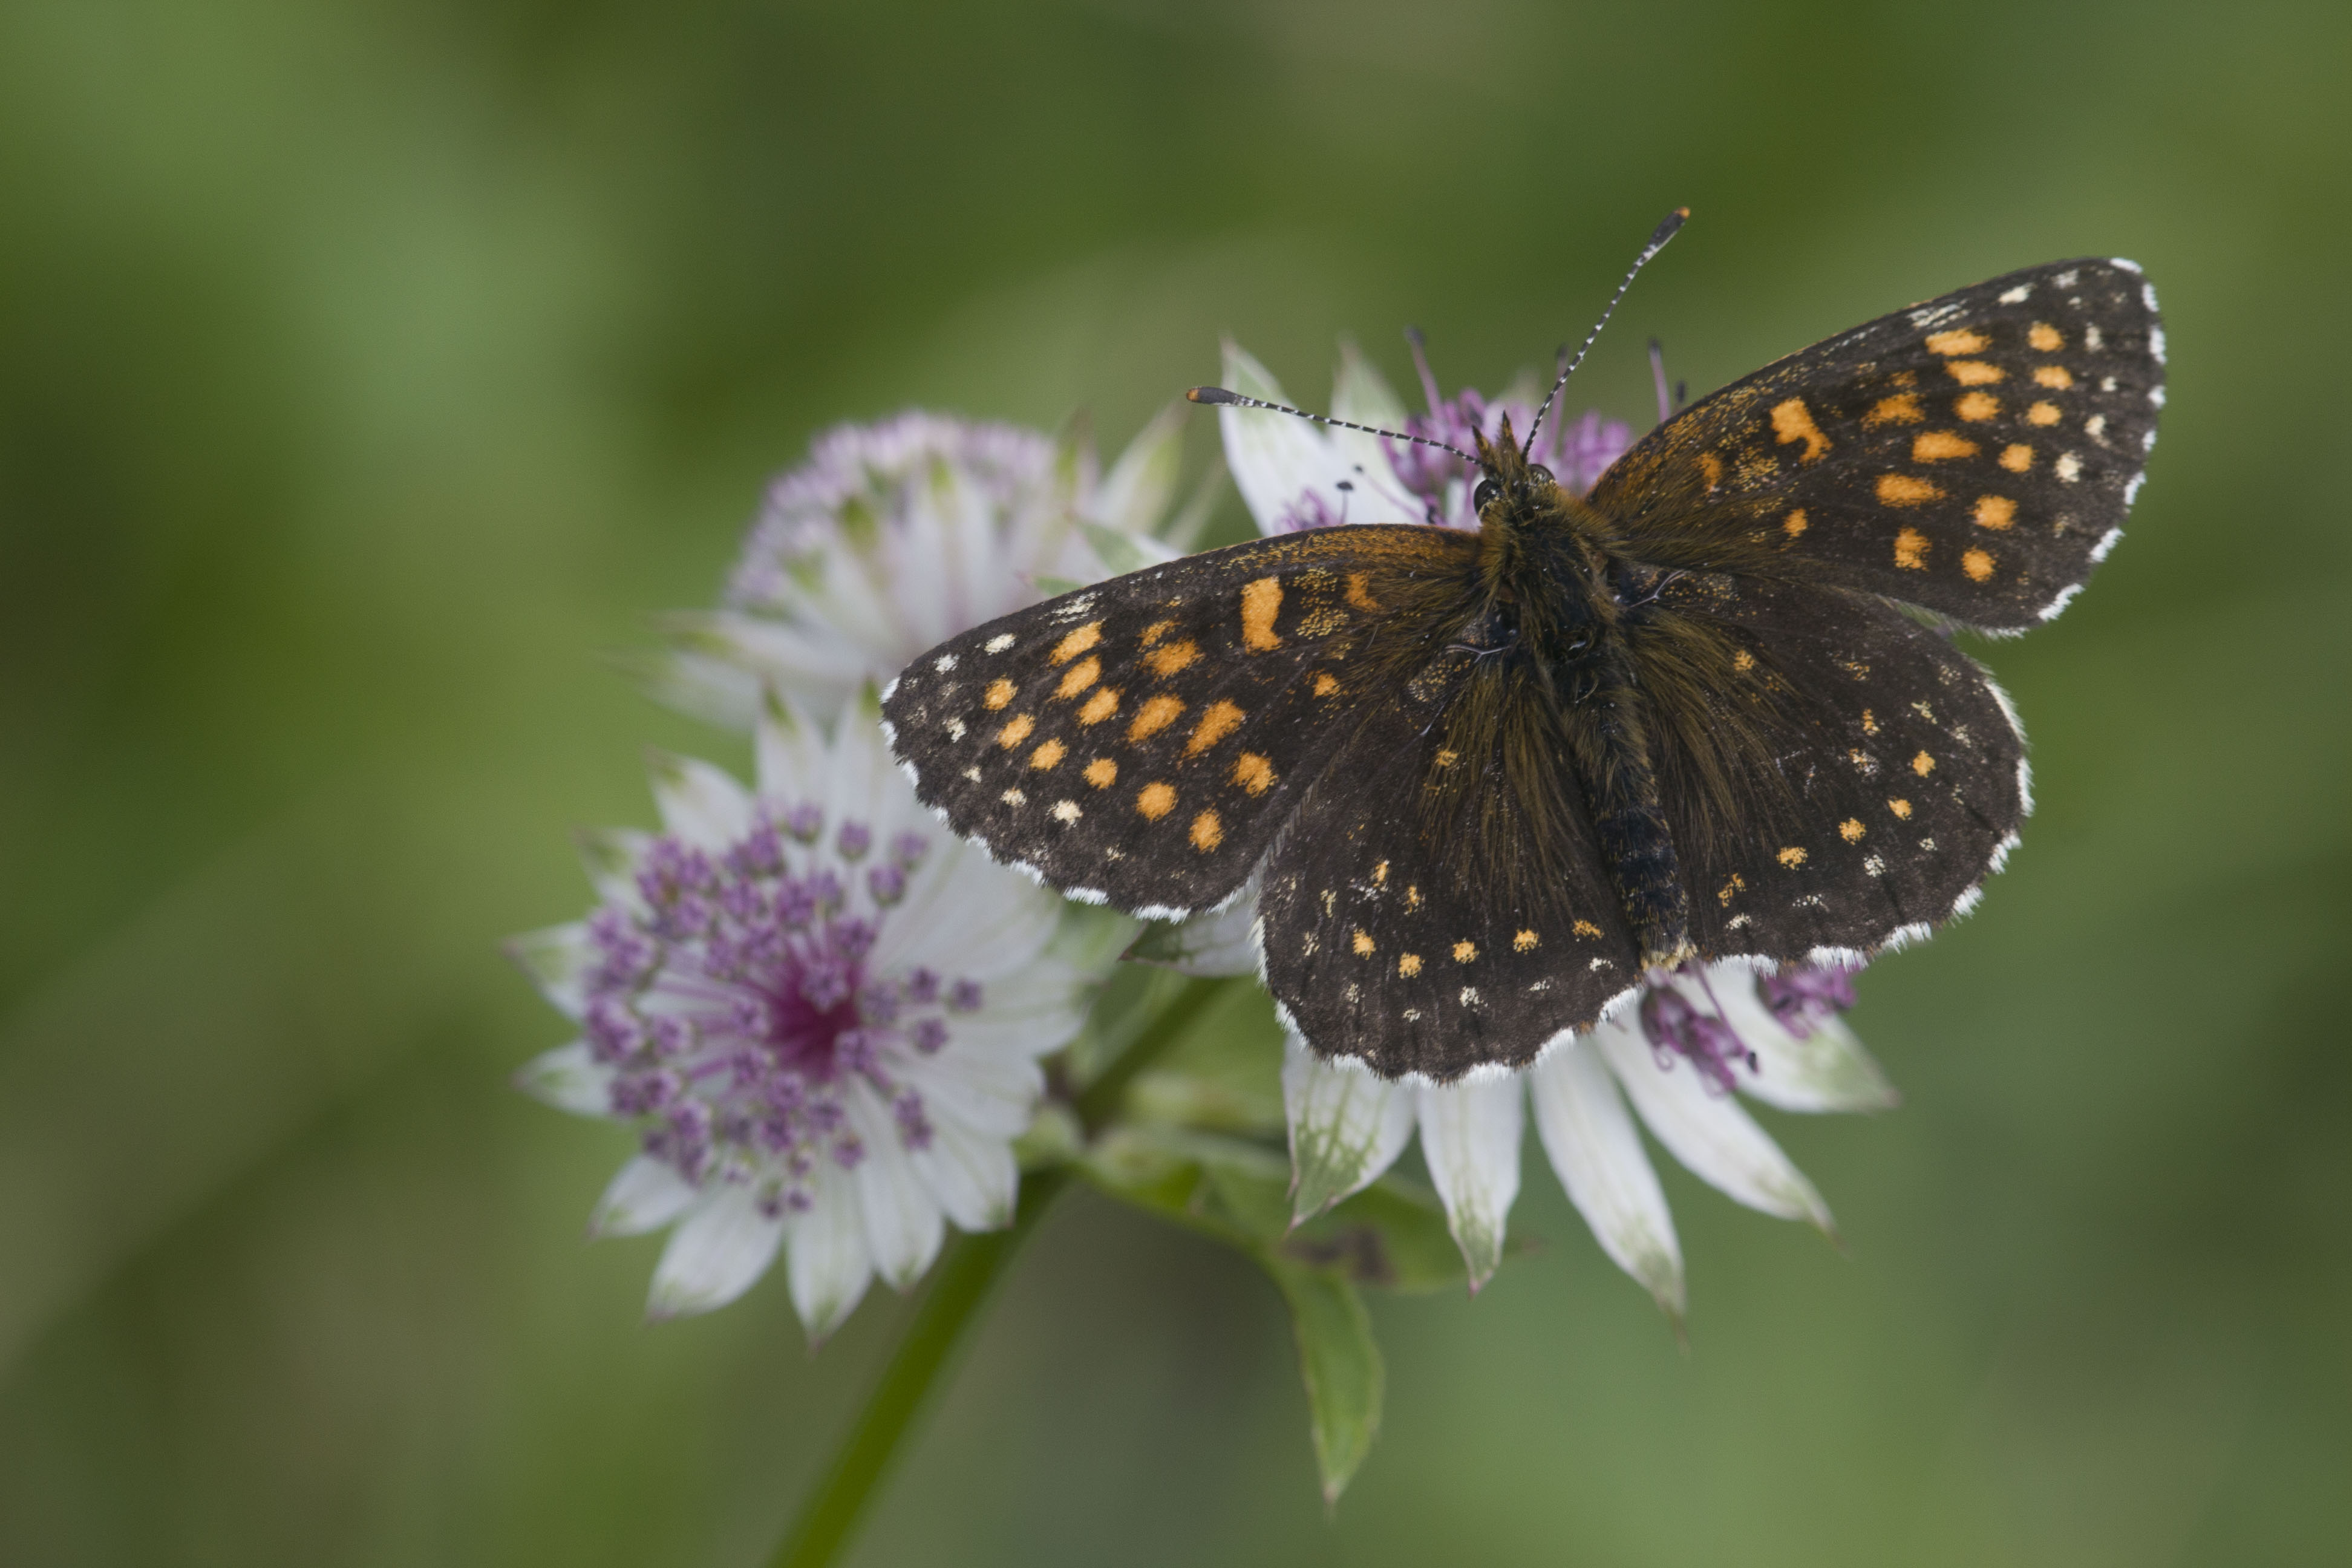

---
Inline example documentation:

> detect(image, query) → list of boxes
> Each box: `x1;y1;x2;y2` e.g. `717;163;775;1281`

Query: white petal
646;752;754;849
846;1084;947;1289
506;924;596;1019
1416;1072;1525;1290
1282;1030;1416;1220
573;829;652;911
1328;340;1413;480
1528;1039;1684;1315
590;1154;701;1237
1219;340;1363;535
910;1107;1020;1230
755;685;834;807
874;838;1060;979
1703;973;1900;1113
647;1186;785;1319
820;687;903;851
1595;1018;1834;1230
1091;402;1184;535
512;1040;612;1116
787;1175;875;1339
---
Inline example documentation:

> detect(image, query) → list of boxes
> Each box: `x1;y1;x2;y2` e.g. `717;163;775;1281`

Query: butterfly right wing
1587;258;2163;631
882;524;1480;919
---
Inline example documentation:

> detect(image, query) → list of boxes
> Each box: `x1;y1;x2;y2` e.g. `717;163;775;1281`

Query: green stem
765;975;1229;1568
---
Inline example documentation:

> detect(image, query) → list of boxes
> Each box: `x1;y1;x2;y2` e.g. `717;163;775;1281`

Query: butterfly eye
1473;478;1501;511
1527;465;1555;487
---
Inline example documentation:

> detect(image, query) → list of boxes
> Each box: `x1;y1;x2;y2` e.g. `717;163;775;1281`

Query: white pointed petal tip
1416;1074;1525;1292
1527;1040;1686;1319
514;1041;612;1117
1283;1033;1416;1223
1597;1021;1835;1236
590;1155;701;1238
645;1189;786;1321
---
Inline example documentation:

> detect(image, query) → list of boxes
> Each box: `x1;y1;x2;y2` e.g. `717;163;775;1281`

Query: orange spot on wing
1452;940;1477;962
1083;757;1117;788
1127;694;1184;741
1890;797;1913;818
996;713;1035;748
1312;671;1339;697
1056;656;1101;699
1771;397;1832;462
1840;818;1865;842
1733;649;1756;671
1893;528;1930;570
1513;929;1539;951
1397;953;1422;977
1999;443;2034;472
1777;846;1808;867
1782;508;1809;540
1699;452;1723;489
1077;687;1121;725
1962;547;1996;582
1863;393;1924;428
1135;781;1176;820
984;678;1016;710
1861;708;1878;734
1912;751;1936;776
1232;752;1275;795
1241;577;1283;650
1572;919;1603;938
1139;619;1175;648
1912;430;1979;461
1028;739;1067;769
2029;322;2063;350
1945;361;2004;385
1353;929;1375;956
1878;474;1944;506
2033;364;2074;388
1974;494;2017;530
1345;572;1381;612
1926;328;1990;355
2027;400;2062;425
1145;639;1200;676
1189;809;1223;851
1184;699;1245;755
1956;391;2001;421
1050;622;1102;664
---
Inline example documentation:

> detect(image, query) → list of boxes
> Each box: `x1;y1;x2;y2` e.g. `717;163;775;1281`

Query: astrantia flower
645;410;1207;727
1184;336;1896;1312
509;688;1130;1334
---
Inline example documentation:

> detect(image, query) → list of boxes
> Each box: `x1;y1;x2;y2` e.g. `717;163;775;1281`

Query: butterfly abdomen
1566;629;1697;970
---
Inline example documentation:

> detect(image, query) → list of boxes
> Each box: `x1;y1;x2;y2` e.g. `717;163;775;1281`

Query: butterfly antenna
1186;385;1480;466
1525;206;1689;456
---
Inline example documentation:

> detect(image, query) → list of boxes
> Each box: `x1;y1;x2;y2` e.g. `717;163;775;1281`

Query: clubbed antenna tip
1186;385;1243;405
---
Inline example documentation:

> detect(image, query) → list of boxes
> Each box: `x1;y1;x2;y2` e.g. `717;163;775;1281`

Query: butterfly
880;222;2164;1080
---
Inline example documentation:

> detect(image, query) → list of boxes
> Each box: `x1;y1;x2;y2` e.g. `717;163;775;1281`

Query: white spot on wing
1136;903;1190;921
881;676;901;702
1950;885;1985;917
1050;799;1081;823
2092;524;2125;561
2055;451;2083;483
2037;583;2083;621
2148;323;2167;364
945;718;966;741
1068;886;1108;905
2111;256;2143;274
984;633;1015;653
1998;284;2032;304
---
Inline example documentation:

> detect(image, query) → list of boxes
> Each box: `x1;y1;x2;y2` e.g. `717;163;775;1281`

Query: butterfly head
1468;414;1562;522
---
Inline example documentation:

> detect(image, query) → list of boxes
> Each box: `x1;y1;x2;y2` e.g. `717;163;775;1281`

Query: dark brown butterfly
881;223;2163;1080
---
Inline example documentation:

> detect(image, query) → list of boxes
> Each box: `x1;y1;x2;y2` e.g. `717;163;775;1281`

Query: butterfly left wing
882;524;1480;918
1587;258;2163;630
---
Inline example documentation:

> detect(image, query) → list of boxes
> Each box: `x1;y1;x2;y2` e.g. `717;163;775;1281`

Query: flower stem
765;975;1230;1568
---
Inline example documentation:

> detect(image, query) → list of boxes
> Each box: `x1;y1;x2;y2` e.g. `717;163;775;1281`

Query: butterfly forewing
882;524;1480;918
1589;259;2163;630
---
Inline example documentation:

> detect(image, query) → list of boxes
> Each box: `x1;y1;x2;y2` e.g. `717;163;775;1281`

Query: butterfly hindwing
1632;572;2028;961
1258;653;1643;1080
882;523;1480;917
1588;258;2163;630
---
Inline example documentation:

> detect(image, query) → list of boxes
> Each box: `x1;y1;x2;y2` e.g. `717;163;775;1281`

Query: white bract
511;688;1131;1336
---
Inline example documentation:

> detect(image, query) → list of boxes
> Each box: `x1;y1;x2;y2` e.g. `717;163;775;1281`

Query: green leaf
1267;1261;1382;1504
1284;1180;1467;1295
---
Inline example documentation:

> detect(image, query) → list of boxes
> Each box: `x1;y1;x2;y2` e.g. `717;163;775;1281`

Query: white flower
1281;962;1895;1313
644;410;1211;727
509;687;1131;1336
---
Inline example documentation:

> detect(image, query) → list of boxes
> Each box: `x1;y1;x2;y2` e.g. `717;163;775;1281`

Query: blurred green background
4;0;2348;1563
